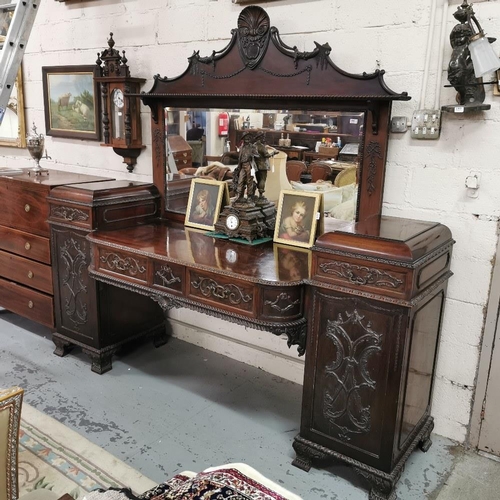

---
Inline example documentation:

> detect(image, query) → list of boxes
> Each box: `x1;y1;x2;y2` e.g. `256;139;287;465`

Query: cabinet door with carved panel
300;288;407;472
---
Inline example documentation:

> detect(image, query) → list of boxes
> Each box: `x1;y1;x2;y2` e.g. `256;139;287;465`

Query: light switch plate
411;109;441;140
390;116;408;133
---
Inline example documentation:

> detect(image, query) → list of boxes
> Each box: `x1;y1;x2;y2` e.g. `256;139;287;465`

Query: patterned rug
19;404;156;499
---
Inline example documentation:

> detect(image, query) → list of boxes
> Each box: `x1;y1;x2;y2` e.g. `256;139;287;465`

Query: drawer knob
28;271;34;279
24;204;31;212
28;301;34;309
25;242;31;250
183;152;187;157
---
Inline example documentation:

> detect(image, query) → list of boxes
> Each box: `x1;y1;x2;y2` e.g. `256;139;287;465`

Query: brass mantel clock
96;33;145;172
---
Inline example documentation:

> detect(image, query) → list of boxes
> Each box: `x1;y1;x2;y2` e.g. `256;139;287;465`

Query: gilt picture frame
0;67;27;148
274;190;322;249
42;65;101;140
185;178;226;231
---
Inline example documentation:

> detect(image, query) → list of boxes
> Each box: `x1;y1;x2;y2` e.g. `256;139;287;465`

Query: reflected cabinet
85;5;455;500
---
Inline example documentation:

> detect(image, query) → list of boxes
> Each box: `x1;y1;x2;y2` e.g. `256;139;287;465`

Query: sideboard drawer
314;254;410;299
0;183;49;237
97;247;149;284
0;225;51;264
0;250;53;294
0;277;54;327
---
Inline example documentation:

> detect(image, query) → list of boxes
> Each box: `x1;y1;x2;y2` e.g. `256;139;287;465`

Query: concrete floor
0;310;496;499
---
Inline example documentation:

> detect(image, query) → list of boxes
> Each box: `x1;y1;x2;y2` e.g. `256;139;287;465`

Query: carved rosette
191;277;252;305
319;262;403;289
51;206;89;222
60;238;88;328
100;252;146;276
323;309;382;441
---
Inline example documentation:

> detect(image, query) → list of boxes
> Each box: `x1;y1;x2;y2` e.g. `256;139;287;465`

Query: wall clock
95;33;145;172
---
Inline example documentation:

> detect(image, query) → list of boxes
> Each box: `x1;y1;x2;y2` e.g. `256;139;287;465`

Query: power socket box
411;109;441;140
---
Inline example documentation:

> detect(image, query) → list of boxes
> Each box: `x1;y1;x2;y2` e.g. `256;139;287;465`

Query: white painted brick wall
1;0;499;444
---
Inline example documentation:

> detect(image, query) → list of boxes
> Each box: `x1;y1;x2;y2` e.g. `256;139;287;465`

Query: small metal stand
26;123;50;176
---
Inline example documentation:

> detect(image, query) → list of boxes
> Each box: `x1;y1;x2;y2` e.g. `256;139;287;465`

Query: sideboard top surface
315;216;453;262
0;169;112;188
88;221;309;284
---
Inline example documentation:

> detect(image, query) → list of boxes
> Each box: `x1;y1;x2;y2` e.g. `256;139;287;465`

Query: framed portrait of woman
185;178;226;231
274;190;322;249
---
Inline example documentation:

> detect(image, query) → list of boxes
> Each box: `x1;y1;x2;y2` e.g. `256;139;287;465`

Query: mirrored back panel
165;107;365;223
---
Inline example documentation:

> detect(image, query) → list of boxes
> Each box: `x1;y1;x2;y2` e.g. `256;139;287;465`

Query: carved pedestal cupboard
47;180;165;374
293;217;454;499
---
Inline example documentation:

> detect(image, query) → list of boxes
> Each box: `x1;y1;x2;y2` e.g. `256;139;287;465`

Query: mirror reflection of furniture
263;150;289;203
334;164;357;187
285;160;307;183
309;161;332;183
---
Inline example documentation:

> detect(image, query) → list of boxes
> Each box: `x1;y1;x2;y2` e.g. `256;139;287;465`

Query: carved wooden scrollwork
100;252;146;276
191;277;252;305
51;206;89;222
156;265;181;287
323;309;382;441
319;261;403;289
264;292;300;313
366;141;382;195
60;238;88;328
150;294;182;313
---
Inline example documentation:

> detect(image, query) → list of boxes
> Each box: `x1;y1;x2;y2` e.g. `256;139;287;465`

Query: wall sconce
443;1;500;112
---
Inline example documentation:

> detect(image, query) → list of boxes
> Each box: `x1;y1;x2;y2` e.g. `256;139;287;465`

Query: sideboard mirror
140;5;409;226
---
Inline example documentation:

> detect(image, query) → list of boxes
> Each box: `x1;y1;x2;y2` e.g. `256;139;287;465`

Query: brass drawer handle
182;152;188;157
25;242;31;250
28;301;34;309
182;160;188;164
24;204;31;212
28;271;34;279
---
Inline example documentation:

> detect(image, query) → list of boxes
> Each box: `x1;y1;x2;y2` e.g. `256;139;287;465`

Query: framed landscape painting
42;65;101;140
0;67;27;148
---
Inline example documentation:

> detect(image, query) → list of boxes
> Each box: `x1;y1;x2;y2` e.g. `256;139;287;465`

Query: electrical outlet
390;116;408;133
411;109;441;140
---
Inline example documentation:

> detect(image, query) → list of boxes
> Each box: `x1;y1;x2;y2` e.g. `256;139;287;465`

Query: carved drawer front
188;270;254;315
97;248;148;284
0;183;49;237
261;286;302;320
0;250;53;294
0;225;50;264
49;203;91;229
152;261;184;294
0;277;54;327
315;254;409;299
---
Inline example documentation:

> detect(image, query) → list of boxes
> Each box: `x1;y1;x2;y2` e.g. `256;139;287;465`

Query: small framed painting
42;65;101;140
0;67;27;148
185;178;226;231
274;190;322;249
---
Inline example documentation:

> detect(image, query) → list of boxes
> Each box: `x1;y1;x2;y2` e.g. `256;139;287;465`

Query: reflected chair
285;160;307;183
0;387;59;500
309;161;332;183
334;165;357;187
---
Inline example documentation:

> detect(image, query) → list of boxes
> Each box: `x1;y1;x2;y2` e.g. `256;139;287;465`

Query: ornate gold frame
0;67;27;148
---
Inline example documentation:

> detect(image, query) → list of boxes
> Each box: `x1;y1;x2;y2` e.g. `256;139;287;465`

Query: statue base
441;104;491;113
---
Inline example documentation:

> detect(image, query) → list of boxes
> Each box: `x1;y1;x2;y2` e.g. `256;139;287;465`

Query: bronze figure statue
447;2;485;106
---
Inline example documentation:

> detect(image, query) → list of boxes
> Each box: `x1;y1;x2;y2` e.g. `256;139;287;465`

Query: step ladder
0;0;40;125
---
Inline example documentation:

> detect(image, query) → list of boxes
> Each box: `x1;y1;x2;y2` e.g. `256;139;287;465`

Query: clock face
226;214;240;231
112;89;124;109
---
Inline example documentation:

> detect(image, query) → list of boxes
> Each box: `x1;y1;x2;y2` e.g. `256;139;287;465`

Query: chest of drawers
0;170;111;327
